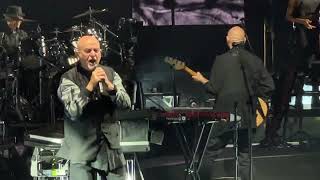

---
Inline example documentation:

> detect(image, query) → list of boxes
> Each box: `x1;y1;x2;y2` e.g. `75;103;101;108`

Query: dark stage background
1;2;317;180
132;0;245;26
0;0;289;107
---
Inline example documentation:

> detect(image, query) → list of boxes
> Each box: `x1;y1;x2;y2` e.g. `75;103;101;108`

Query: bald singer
192;26;274;180
57;35;131;180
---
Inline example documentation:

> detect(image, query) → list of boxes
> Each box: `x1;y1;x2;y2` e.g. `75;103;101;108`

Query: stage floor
137;116;320;180
138;144;320;180
0;116;320;180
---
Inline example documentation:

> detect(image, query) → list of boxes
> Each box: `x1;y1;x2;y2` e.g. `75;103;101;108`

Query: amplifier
120;119;150;153
144;92;179;109
25;128;68;178
30;146;69;178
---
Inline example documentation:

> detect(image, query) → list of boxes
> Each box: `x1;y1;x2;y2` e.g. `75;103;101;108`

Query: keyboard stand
182;116;241;180
172;120;220;180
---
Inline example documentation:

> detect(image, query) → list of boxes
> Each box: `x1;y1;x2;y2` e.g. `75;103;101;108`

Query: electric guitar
164;57;268;127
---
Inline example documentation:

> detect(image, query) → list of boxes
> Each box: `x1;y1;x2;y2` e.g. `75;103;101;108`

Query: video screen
132;0;244;26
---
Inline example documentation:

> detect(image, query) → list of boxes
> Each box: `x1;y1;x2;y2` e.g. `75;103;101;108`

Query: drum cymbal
23;18;38;22
50;30;63;34
45;37;58;42
72;7;108;19
0;18;37;22
63;25;83;33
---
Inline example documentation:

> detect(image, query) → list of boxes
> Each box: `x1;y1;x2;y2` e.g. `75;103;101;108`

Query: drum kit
0;7;133;125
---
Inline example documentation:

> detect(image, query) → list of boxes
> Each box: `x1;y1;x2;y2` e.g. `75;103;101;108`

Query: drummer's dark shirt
2;29;28;62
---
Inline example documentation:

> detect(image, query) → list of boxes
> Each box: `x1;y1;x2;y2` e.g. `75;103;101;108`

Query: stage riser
141;153;320;180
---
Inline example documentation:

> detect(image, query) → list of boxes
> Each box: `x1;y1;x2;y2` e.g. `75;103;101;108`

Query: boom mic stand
240;19;254;53
239;20;258;180
171;66;178;107
233;102;240;180
238;48;254;180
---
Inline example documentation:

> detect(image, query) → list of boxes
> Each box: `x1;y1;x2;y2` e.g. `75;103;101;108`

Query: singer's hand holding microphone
86;67;115;92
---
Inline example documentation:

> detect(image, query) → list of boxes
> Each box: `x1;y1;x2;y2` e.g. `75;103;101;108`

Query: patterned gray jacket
56;64;131;163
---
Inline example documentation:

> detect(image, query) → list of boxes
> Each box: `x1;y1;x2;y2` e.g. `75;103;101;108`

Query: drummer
1;5;28;61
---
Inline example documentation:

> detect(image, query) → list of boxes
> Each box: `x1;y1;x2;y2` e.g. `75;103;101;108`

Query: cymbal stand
39;36;45;106
91;18;119;39
39;35;49;122
14;41;25;122
88;6;93;23
13;41;30;134
39;56;59;125
97;20;109;53
93;19;122;60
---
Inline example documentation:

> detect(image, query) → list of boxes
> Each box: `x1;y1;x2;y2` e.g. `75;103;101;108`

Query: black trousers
266;65;298;138
266;28;320;139
201;129;253;180
69;163;126;180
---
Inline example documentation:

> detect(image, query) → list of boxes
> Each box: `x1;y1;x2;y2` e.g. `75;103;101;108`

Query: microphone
98;81;104;93
93;62;104;93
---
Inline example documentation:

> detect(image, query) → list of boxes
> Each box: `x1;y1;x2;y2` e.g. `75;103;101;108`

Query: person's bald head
76;35;102;71
77;35;100;51
226;26;246;49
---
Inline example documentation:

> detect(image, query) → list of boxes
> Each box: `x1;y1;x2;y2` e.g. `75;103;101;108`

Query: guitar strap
235;47;268;122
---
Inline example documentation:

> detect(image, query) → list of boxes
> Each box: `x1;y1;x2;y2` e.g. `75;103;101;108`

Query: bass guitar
164;56;268;127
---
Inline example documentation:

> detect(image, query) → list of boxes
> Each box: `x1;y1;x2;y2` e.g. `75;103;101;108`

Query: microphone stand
171;66;178;107
237;47;254;180
240;19;254;53
233;102;239;180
